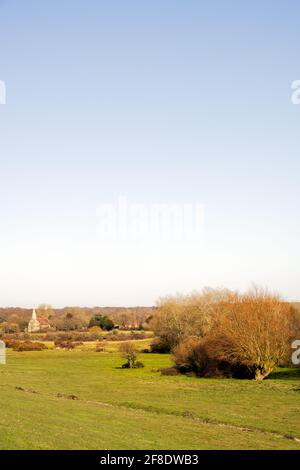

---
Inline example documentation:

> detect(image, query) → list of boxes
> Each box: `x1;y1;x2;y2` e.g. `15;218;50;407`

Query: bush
95;341;105;352
105;332;122;341
89;315;114;331
1;333;31;343
54;339;83;350
172;337;210;375
3;339;18;349
129;332;149;340
43;331;103;342
119;342;144;369
160;367;181;376
13;341;48;352
172;337;247;379
88;326;103;334
106;331;149;342
134;361;145;368
150;339;171;354
121;360;144;369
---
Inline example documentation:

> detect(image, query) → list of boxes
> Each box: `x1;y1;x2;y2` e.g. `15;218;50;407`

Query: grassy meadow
0;340;300;450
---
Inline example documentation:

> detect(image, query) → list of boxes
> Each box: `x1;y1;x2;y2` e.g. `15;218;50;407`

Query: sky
0;0;299;307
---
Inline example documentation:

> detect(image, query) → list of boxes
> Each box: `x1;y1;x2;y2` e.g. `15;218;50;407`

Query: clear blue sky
0;0;299;307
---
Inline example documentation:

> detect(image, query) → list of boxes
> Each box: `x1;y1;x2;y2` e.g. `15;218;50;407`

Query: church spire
28;308;40;333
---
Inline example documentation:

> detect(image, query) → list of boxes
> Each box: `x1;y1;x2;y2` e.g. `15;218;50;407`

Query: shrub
44;331;103;343
160;367;181;376
172;337;210;374
54;339;82;350
13;341;47;352
134;361;145;368
106;331;149;342
150;338;173;354
88;326;103;334
1;333;31;343
121;362;131;368
129;332;149;340
3;339;17;349
119;342;144;369
89;315;114;331
95;341;105;352
105;333;122;341
172;337;248;379
121;361;144;369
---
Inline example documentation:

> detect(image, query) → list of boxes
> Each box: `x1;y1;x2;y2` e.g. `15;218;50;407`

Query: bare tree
119;342;139;368
150;288;233;351
208;287;300;380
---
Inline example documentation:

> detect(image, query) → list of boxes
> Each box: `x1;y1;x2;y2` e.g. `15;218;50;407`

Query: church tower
28;308;40;333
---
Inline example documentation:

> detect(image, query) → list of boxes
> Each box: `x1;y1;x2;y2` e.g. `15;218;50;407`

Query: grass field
0;344;300;450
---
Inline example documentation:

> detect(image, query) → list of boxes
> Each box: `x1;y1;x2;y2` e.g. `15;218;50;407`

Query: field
0;341;300;450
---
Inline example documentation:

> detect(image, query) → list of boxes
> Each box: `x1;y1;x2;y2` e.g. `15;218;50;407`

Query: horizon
0;303;156;309
1;0;300;305
1;292;300;310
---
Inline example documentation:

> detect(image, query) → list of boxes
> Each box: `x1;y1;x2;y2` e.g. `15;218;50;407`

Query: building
27;309;51;333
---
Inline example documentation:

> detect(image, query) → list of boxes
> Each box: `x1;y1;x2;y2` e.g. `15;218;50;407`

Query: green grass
0;348;300;449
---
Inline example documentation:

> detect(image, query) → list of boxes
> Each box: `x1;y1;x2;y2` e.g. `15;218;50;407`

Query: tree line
0;306;154;333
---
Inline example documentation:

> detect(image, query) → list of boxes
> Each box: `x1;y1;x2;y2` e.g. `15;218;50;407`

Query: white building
27;309;41;333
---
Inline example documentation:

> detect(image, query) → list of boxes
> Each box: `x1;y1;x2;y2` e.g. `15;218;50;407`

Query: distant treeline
0;306;155;333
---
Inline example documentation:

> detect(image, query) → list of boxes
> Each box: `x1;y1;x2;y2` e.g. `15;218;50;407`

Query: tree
89;315;114;331
1;322;19;334
52;310;88;331
150;288;233;351
119;342;144;369
206;287;300;380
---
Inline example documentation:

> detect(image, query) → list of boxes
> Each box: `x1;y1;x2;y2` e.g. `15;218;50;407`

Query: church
27;309;51;333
